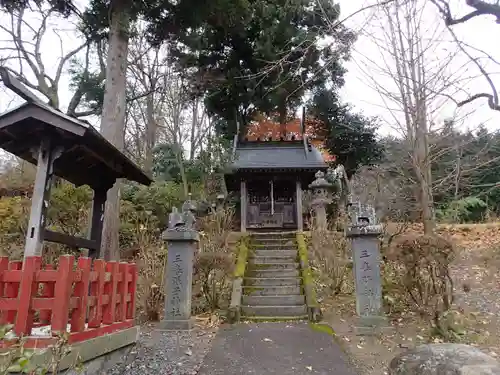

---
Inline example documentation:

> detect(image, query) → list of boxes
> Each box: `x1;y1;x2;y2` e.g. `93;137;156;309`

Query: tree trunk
414;113;436;235
418;168;436;234
144;95;156;175
279;106;287;138
99;2;130;261
189;100;198;161
176;149;189;198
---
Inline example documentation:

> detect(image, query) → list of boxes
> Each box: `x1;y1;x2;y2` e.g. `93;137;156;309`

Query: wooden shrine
224;113;327;231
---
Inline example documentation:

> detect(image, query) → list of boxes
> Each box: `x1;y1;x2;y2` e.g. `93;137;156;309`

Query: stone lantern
308;170;333;231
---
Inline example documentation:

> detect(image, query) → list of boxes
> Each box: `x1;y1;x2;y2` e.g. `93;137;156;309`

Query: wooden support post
24;139;62;258
240;180;247;232
296;180;303;231
88;188;108;259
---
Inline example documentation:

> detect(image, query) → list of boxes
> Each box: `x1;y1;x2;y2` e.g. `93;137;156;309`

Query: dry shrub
198;206;235;251
309;228;353;297
135;243;167;322
386;233;455;335
193;252;233;313
191;207;235;313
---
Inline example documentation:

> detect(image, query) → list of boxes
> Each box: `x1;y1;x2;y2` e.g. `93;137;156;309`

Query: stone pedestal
160;229;199;330
346;203;387;335
159;203;200;331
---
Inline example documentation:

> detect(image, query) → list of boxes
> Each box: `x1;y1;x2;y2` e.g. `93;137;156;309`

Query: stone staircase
241;232;308;321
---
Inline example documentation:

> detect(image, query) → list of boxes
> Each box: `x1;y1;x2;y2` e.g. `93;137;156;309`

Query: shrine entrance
224;137;327;232
247;178;297;229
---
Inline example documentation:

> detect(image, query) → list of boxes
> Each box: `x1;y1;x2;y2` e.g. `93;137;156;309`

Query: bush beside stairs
228;231;321;322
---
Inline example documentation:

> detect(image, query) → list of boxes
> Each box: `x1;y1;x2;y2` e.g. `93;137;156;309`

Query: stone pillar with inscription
309;170;332;231
160;198;199;331
346;202;386;335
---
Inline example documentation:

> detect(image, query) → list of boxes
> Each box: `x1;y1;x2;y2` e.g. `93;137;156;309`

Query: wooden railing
0;255;137;348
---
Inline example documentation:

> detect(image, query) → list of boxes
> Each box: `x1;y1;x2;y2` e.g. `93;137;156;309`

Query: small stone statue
182;194;197;230
167;195;198;231
168;207;184;229
348;202;378;227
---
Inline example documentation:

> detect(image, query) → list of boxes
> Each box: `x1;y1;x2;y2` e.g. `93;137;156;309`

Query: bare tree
431;0;500;111
157;73;211;197
125;28;168;173
125;30;212;194
353;0;474;233
0;3;103;117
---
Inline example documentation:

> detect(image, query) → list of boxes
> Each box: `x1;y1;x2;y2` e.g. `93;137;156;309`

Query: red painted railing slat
0;255;137;348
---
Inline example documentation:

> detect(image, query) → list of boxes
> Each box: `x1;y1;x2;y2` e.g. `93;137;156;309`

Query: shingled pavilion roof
229;140;327;172
0;101;152;189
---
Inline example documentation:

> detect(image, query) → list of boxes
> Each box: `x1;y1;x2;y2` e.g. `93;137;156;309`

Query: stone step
247;262;300;271
252;249;297;257
252;243;297;249
252;238;296;244
241;304;307;317
250;232;296;239
250;237;297;244
249;256;297;264
244;277;302;287
242;285;302;296
242;315;309;322
247;269;300;278
242;294;305;306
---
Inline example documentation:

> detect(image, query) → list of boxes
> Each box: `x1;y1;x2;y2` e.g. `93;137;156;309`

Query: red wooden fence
0;255;137;348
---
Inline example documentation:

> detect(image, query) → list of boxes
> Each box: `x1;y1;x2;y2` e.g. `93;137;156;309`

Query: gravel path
106;323;218;375
451;251;500;317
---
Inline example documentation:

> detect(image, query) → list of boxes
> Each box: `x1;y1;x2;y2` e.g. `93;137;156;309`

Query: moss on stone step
241;316;308;322
309;323;335;336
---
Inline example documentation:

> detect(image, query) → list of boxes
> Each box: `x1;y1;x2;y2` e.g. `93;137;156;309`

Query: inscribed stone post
160;202;199;331
345;203;386;335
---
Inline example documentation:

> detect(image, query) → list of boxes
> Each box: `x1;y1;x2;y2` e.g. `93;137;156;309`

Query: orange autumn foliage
245;114;336;162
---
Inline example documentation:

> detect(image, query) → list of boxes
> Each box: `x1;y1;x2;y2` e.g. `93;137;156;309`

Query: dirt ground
321;223;500;375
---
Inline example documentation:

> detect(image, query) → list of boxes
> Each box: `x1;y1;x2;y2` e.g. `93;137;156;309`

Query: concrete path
197;322;358;375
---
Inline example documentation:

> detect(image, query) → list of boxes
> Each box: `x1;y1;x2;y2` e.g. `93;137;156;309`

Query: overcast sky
339;0;500;136
0;0;499;138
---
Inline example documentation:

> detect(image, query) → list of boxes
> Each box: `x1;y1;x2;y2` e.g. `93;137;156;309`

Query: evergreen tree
145;0;356;138
308;89;383;177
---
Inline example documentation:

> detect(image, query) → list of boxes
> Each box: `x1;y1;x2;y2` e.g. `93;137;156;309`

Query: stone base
354;315;389;336
158;318;194;331
1;326;139;373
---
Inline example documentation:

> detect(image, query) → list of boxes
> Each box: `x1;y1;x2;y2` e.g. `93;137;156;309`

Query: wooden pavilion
224;117;327;232
0;67;152;259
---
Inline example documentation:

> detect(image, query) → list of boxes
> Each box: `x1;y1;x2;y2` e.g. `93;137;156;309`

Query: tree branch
431;0;500;25
457;92;500;110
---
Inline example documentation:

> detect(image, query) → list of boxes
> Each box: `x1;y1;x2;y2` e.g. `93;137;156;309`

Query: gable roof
0;101;152;189
228;140;327;172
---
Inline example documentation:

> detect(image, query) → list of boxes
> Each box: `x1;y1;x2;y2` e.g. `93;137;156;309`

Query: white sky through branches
0;0;499;139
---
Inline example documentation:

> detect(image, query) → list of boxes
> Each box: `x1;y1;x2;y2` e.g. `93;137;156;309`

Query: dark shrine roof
0;101;152;189
229;140;327;172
